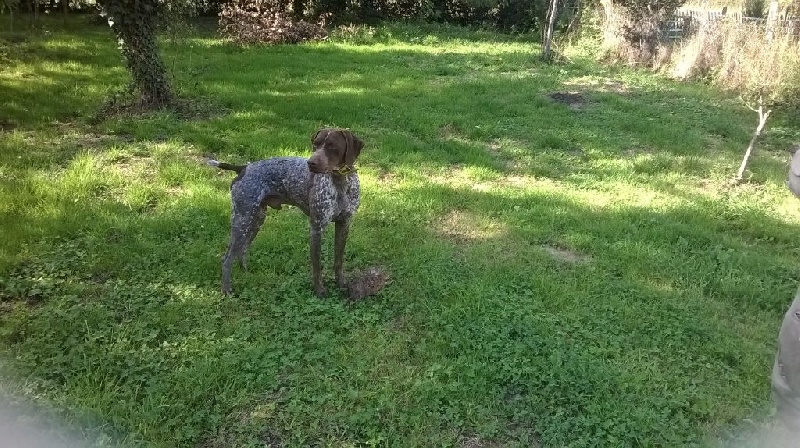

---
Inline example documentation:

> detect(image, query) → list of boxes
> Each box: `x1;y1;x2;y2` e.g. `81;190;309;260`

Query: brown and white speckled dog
208;128;364;297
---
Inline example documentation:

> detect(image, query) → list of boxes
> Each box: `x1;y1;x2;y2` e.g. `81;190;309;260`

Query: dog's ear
343;130;364;167
311;128;328;148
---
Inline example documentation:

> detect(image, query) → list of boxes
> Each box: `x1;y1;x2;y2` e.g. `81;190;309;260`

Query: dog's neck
330;165;355;175
309;170;354;190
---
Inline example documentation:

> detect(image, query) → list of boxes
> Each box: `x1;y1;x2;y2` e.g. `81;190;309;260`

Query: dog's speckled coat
210;128;364;297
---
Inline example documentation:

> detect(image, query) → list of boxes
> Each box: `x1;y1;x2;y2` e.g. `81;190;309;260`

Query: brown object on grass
346;266;391;302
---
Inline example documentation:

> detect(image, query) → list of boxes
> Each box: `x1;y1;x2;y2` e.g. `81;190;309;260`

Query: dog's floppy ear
311;128;328;148
343;130;364;168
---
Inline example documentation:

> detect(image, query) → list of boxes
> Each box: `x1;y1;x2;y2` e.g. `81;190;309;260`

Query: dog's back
229;157;312;214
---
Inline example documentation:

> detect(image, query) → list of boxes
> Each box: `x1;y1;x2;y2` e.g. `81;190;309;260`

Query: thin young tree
542;0;559;61
3;0;20;33
735;88;772;181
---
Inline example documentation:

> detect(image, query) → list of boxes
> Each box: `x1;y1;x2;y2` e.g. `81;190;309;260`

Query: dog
208;128;364;297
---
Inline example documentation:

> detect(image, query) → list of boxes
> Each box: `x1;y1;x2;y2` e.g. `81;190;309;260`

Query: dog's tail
207;159;246;174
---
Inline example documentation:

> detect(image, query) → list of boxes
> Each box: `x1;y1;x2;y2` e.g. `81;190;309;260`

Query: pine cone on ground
346;266;390;302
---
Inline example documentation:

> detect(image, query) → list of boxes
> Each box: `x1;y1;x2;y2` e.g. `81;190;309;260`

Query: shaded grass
3;15;800;447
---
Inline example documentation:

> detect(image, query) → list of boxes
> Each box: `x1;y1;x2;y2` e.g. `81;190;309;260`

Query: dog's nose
307;159;320;172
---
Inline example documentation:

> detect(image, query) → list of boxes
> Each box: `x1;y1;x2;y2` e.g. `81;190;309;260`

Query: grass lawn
2;15;800;448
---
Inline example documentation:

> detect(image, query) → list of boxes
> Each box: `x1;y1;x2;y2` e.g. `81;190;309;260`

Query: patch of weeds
94;88;226;124
0;239;92;306
540;244;592;264
548;91;589;110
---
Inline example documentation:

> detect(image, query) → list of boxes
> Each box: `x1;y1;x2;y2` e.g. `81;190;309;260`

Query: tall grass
672;19;800;99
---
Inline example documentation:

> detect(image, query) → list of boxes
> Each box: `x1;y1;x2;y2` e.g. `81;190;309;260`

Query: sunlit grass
2;14;800;448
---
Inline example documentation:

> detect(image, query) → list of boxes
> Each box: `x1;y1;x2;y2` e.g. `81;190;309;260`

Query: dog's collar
331;165;355;175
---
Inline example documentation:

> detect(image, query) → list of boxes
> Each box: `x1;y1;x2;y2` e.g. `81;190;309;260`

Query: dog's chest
309;174;359;221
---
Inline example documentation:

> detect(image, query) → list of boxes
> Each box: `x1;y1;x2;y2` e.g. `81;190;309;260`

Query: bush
601;0;686;66
219;0;329;45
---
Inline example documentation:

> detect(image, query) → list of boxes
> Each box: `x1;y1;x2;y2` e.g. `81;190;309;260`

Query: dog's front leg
334;217;351;289
310;223;327;298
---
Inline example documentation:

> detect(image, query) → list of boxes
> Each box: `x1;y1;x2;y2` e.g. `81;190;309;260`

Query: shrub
600;0;686;66
219;0;329;45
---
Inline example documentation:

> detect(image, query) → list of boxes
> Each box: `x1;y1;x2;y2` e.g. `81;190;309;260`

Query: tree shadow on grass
2;162;799;445
148;42;765;181
3;23;800;447
1;22;769;180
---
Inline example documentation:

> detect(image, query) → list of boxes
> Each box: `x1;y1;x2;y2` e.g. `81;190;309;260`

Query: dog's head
307;128;364;174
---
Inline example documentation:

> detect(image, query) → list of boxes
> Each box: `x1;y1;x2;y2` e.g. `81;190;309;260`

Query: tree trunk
735;97;772;181
766;0;779;40
542;0;559;61
100;0;174;109
565;0;583;41
358;0;378;23
292;0;304;19
32;0;39;26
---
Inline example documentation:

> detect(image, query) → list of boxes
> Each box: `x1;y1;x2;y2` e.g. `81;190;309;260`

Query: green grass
3;15;800;447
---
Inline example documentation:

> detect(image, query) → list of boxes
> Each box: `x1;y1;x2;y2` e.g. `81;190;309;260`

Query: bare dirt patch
71;133;134;149
460;435;503;448
377;167;398;183
487;139;503;155
459;432;540;448
548;91;588;110
621;145;657;158
541;244;591;264
94;96;226;123
0;118;16;132
434;209;505;245
499;174;537;188
439;122;462;139
198;397;284;448
108;154;157;178
563;77;631;94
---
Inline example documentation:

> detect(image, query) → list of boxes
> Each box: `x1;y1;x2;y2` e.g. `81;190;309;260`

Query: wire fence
662;8;800;41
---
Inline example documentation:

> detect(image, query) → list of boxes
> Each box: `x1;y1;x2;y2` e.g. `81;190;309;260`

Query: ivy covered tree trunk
293;0;305;18
98;0;174;108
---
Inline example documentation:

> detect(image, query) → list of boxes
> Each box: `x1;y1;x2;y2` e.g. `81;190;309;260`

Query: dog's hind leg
221;209;258;295
238;207;266;271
